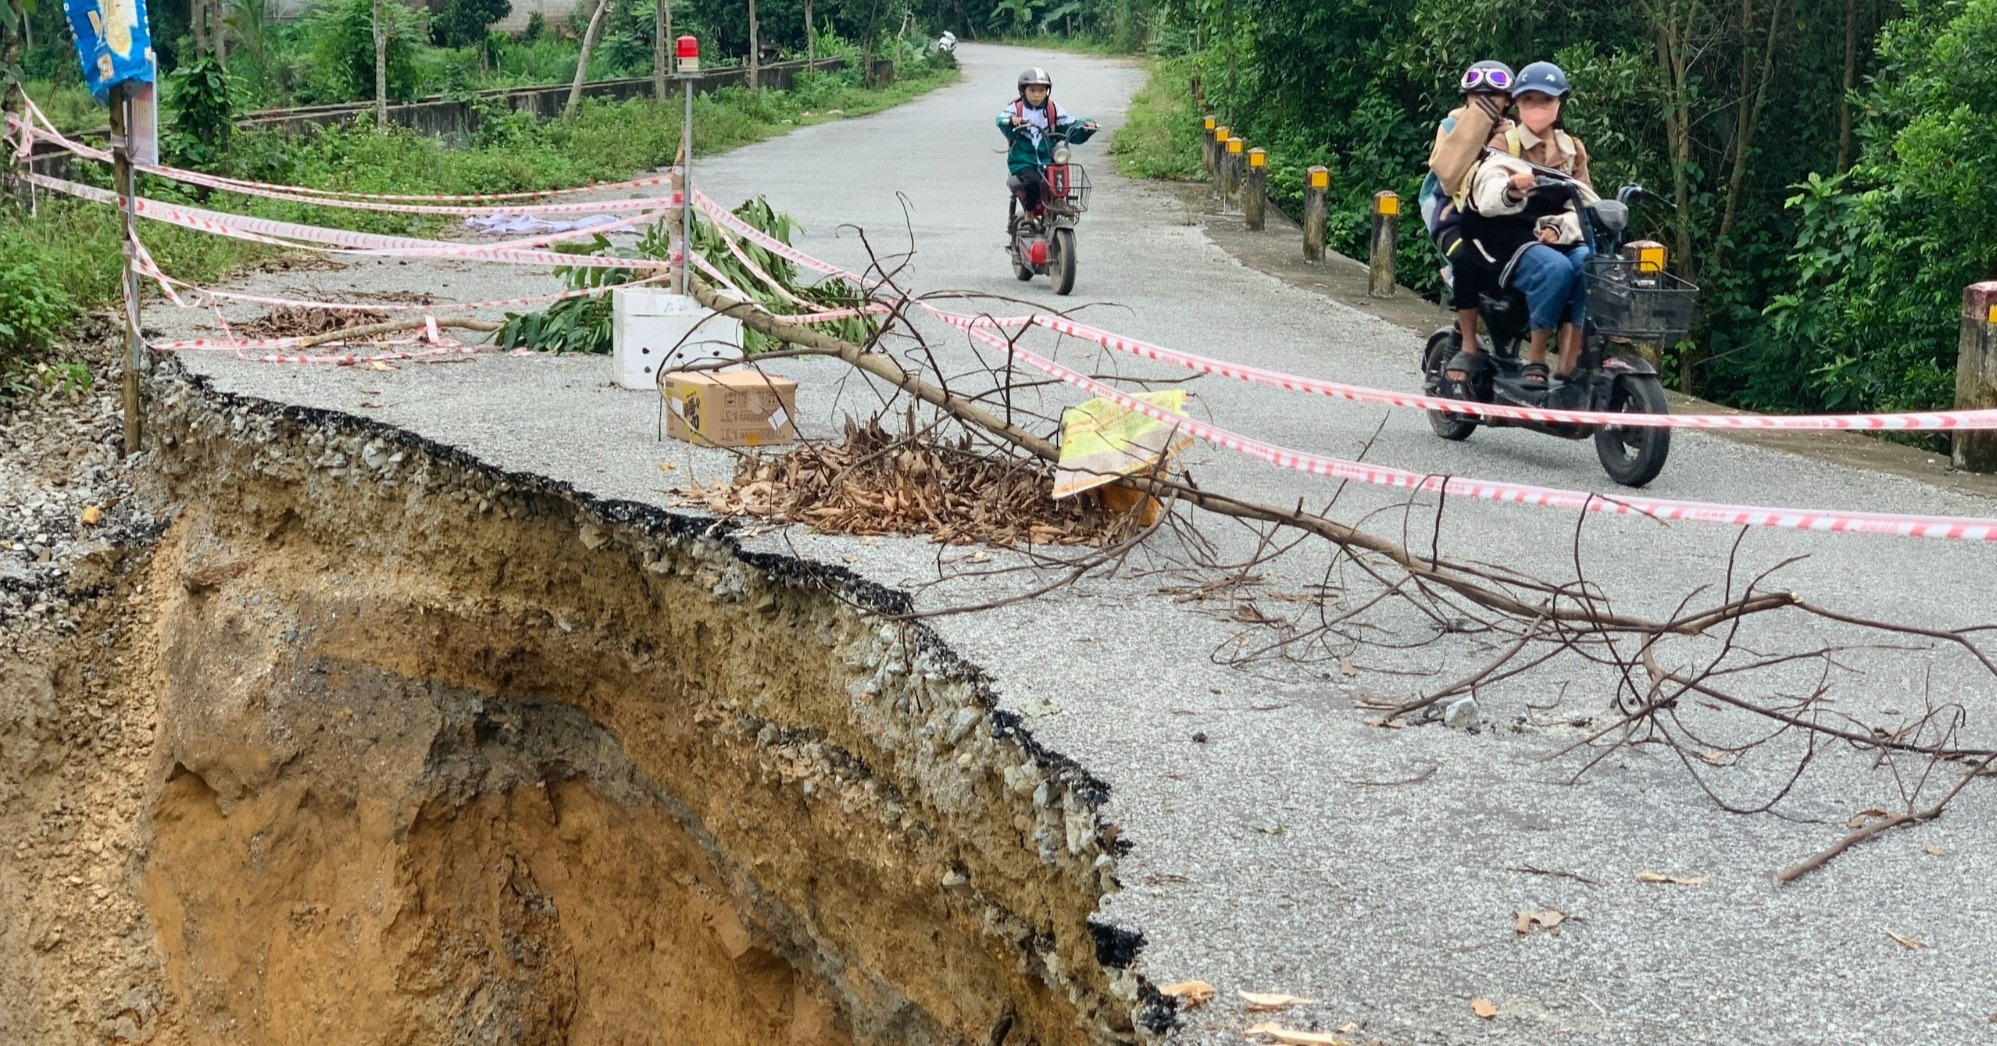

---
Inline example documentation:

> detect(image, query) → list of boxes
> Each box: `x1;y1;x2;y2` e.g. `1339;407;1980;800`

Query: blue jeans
1508;244;1591;332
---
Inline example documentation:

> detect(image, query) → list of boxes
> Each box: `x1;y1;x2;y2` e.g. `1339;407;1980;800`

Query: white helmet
1018;68;1052;90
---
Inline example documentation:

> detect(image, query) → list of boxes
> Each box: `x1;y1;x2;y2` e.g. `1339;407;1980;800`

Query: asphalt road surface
166;42;1997;1045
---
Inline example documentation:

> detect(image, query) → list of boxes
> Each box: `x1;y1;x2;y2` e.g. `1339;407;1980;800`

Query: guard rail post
1953;281;1997;472
1368;190;1399;297
1303;166;1329;262
1244;148;1267;231
1202;115;1217;178
1211;126;1230;200
1223;137;1244;210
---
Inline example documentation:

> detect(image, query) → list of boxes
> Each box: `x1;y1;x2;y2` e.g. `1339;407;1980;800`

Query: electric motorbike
1421;177;1697;488
1006;129;1092;296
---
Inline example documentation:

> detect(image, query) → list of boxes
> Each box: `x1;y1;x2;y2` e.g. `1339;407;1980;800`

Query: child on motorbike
997;68;1098;231
1423;60;1516;355
1449;61;1596;390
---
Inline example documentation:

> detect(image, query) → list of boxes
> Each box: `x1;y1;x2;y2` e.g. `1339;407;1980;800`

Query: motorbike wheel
1050;228;1077;296
1008;220;1034;281
1595;375;1672;487
1421;330;1479;441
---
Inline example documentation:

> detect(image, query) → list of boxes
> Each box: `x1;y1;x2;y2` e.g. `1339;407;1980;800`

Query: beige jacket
1427;102;1514;198
1467;152;1600;247
1490;123;1592;189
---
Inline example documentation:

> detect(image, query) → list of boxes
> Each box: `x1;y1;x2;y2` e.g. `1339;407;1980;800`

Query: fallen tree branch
296;315;502;348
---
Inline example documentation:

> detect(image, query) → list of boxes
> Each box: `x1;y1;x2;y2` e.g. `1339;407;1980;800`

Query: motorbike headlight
1052;143;1072;164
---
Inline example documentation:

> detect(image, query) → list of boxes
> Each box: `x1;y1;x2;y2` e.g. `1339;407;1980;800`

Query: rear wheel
1421;330;1479;441
1008;220;1034;281
1595;375;1671;487
1050;228;1077;296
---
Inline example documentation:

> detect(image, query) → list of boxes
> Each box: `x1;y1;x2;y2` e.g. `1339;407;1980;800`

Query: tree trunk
748;0;759;93
805;0;813;66
860;0;881;87
1837;0;1860;172
565;0;612;120
373;0;388;128
1711;0;1786;275
953;0;971;38
3;0;24;156
1649;0;1704;390
215;0;228;66
654;0;667;101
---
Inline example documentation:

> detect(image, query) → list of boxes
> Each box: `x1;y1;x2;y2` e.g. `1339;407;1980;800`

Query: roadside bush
0;249;80;376
301;0;426;104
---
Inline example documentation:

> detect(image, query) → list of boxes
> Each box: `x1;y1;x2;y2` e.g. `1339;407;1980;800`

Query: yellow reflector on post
1204;116;1216;131
1308;167;1329;189
1215;126;1230;142
1374;191;1400;217
1248;148;1267;168
1227;138;1243;154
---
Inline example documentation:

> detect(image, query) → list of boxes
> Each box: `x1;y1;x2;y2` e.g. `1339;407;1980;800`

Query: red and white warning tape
694;190;877;286
138;161;685;217
934;314;1997;541
12;94;683;205
1028;314;1997;432
24;171;680;270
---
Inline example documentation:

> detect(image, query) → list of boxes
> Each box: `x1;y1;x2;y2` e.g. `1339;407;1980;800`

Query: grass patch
0;63;958;399
1108;55;1204;181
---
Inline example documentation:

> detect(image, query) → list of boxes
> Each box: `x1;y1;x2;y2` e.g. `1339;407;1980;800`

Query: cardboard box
664;371;798;447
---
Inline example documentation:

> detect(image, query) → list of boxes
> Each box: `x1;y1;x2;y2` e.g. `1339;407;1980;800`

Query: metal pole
110;86;143;455
680;76;693;296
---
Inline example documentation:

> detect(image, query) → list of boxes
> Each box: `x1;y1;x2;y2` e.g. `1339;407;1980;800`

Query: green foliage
1110;54;1202;179
493;234;638;354
301;0;425;104
164;55;243;171
434;0;512;48
3;52;950;397
0;249;77;372
495;198;877;356
1117;0;1997;414
1763;0;1997;414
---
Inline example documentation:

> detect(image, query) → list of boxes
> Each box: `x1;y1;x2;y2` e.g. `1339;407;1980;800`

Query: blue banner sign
64;0;156;105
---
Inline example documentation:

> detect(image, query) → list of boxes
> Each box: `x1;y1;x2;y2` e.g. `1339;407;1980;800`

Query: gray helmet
1018;67;1052;90
1458;60;1514;95
1514;61;1572;99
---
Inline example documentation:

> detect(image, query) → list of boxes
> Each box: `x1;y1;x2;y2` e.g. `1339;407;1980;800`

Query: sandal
1444;350;1488;383
1521;361;1550;389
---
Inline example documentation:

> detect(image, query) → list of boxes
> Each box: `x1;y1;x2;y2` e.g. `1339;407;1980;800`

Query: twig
1773;749;1997;883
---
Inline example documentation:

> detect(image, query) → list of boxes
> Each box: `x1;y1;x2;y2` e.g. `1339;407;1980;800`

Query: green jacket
995;98;1097;175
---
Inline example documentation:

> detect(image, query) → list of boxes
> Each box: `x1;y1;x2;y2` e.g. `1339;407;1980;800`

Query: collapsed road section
1;356;1169;1045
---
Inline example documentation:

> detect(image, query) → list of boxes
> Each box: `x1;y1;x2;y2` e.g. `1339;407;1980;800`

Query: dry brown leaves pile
680;417;1141;547
238;306;391;339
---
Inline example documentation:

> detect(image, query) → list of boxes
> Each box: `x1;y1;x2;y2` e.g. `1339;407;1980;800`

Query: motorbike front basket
1585;256;1698;340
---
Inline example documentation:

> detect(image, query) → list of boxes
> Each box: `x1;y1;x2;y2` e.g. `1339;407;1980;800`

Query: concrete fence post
1244;147;1267;231
1223;137;1244;210
1953;281;1997;472
1202;115;1217;177
1303;166;1329;262
1211;126;1230;199
1368;190;1400;297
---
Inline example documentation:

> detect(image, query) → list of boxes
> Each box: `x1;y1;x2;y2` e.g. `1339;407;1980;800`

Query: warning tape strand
929;309;1997;542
